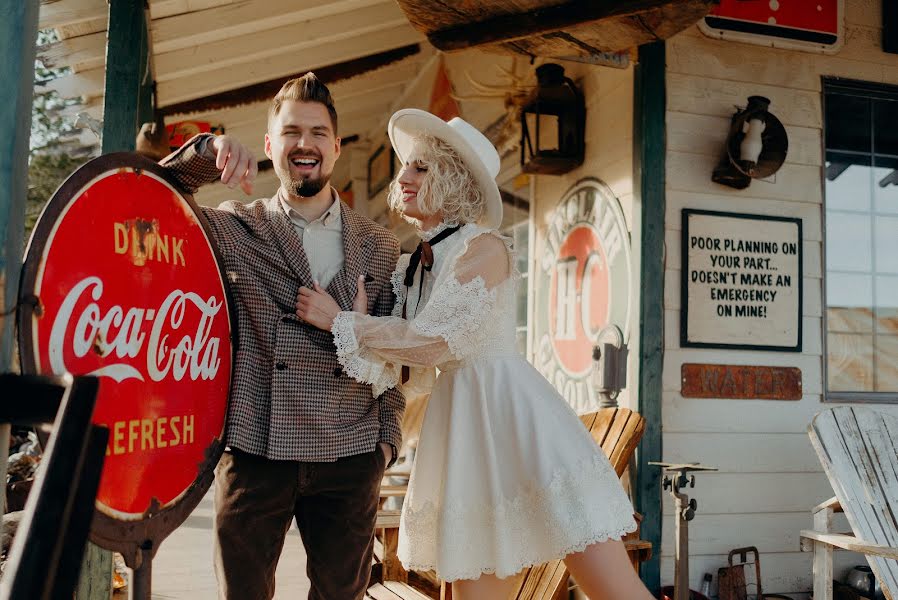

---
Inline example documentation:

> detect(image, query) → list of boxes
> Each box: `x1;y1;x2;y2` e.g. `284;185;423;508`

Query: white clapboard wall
662;1;898;596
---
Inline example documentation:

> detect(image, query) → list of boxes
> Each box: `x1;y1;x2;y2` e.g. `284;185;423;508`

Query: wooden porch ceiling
394;0;717;57
38;0;430;145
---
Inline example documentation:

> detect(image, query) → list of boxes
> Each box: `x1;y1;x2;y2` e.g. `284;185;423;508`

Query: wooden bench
368;407;650;600
799;406;898;600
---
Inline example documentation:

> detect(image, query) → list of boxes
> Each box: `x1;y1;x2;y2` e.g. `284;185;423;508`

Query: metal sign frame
16;152;236;572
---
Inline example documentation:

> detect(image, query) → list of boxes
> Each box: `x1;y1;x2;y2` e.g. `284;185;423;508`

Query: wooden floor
366;581;432;600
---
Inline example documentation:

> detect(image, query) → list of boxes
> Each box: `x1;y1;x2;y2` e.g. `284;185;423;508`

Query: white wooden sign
681;209;802;351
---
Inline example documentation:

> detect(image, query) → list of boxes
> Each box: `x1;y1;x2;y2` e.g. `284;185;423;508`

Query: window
498;176;532;356
824;79;898;399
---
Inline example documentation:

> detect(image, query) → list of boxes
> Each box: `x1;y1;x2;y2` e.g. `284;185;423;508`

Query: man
160;72;404;600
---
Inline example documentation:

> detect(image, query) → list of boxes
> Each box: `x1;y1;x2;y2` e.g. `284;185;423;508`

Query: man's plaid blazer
160;134;404;461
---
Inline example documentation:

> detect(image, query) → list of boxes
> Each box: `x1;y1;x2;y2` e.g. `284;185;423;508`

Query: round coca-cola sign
18;154;232;530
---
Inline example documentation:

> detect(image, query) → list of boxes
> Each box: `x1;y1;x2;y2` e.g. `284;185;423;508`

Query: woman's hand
296;282;342;330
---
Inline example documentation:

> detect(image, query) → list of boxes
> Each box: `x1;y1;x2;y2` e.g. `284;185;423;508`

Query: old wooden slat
383;581;431;600
37;30;106;71
153;2;409;83
38;0;106;29
157;23;423;106
807;407;898;600
367;583;402;599
150;0;381;54
634;40;665;592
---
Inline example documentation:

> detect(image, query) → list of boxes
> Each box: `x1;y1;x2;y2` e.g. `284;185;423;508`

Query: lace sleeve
330;232;512;397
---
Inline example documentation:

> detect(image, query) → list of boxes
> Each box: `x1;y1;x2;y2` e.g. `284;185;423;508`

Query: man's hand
210;135;257;195
296;281;342;330
378;442;392;466
352;275;369;314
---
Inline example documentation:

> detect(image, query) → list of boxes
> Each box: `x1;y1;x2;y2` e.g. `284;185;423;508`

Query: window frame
823;77;898;402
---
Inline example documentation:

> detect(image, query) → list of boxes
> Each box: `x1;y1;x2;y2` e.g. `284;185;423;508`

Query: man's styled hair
268;72;338;134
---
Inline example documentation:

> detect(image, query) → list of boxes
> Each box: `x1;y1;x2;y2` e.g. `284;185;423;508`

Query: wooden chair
367;407;651;600
799;406;898;600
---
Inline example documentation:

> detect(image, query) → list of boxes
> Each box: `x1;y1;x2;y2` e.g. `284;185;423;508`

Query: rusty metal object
681;363;802;400
718;547;762;600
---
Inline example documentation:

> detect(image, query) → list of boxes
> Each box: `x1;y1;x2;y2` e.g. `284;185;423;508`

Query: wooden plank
156;23;423;106
662;392;833;434
37;30;105;71
665;191;823;241
801;530;898;560
633;40;665;593
660;511;814;556
75;543;113;600
375;510;401;529
809;407;898;599
38;0;106;29
666;111;822;168
151;0;384;53
659;472;836;515
667;71;823;129
367;583;402;599
383;581;431;600
153;2;410;83
666;150;823;203
148;0;238;21
663;431;821;473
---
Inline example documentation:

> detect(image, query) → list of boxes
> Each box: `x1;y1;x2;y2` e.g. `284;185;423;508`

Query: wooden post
0;0;38;366
633;40;666;594
0;0;39;557
78;1;155;596
102;0;153;154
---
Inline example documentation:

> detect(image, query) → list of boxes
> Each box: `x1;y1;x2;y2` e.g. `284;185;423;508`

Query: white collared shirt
279;189;344;288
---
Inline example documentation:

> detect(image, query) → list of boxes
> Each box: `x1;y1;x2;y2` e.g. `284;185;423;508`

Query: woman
296;109;655;600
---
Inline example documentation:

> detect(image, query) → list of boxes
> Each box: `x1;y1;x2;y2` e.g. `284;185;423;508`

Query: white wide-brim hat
388;109;503;229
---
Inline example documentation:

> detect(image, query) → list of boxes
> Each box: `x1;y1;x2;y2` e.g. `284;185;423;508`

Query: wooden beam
633;40;665;594
414;0;695;52
157;24;422;106
102;0;152;153
160;43;420;115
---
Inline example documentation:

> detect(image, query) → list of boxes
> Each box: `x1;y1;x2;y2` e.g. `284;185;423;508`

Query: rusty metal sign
17;153;234;567
681;363;801;400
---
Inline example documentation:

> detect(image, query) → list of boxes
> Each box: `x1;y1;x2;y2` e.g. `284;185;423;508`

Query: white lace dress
331;223;636;582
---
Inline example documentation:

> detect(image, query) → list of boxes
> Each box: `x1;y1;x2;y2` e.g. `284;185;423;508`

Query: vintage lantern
520;63;585;175
712;95;788;189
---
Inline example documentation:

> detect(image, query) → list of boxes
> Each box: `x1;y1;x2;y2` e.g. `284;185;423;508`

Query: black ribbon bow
401;225;460;382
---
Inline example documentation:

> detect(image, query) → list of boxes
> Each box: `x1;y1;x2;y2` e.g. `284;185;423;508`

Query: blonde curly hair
387;134;486;227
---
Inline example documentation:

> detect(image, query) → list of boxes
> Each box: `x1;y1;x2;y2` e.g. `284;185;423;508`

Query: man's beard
277;152;332;197
280;171;331;197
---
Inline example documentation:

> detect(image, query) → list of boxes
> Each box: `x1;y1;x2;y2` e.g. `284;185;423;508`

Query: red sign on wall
700;0;843;53
19;155;232;522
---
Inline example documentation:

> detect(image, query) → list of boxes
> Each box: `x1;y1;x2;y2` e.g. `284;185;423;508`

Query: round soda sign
18;154;232;537
535;178;631;413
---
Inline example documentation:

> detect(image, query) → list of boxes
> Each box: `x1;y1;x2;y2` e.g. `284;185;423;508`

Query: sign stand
18;153;235;598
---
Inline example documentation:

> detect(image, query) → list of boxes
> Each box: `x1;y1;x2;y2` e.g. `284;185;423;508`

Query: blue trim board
0;0;39;370
633;40;665;593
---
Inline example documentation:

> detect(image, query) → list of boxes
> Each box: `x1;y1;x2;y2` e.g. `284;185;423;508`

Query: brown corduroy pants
213;448;386;600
